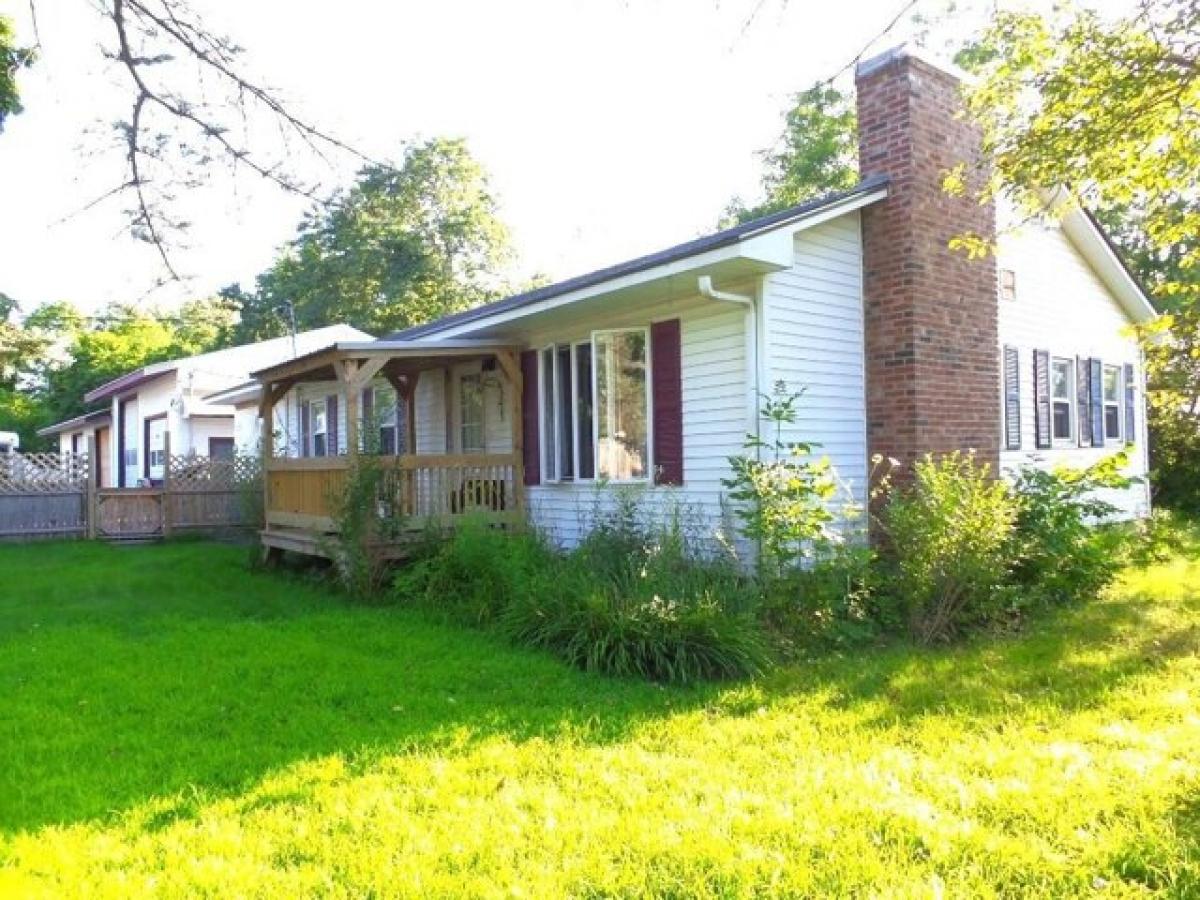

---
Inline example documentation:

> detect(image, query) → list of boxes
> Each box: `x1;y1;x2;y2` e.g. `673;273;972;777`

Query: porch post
260;377;275;527
161;430;172;538
86;432;98;540
494;350;525;524
405;373;419;455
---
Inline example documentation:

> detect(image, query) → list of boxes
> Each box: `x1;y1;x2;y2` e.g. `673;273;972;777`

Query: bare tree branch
83;0;384;281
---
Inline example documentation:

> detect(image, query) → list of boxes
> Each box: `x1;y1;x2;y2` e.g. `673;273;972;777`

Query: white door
147;418;168;482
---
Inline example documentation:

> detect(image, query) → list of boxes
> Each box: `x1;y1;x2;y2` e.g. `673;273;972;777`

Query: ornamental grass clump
501;524;767;684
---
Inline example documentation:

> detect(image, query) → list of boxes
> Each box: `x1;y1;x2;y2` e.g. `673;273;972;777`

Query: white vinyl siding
761;213;869;516
997;218;1150;518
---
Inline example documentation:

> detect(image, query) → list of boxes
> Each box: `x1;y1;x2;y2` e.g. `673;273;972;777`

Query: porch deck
255;339;526;561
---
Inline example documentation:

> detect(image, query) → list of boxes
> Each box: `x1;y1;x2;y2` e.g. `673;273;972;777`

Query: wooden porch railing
264;453;522;533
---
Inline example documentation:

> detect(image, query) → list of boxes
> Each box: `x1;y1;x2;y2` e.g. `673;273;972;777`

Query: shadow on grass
0;541;697;835
1;534;1195;837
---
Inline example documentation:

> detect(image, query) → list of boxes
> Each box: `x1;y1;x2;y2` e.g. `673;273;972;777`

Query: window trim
591;326;653;484
1050;356;1075;445
1103;364;1122;441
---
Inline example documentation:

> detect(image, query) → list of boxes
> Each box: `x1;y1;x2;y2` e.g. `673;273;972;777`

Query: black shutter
1076;357;1092;447
300;402;310;458
1089;358;1104;447
1004;346;1021;450
327;394;339;456
651;319;684;485
1034;350;1052;449
520;350;540;485
1124;363;1136;445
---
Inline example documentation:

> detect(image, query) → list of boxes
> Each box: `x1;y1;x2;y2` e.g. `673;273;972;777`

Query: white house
247;46;1154;561
39;324;371;487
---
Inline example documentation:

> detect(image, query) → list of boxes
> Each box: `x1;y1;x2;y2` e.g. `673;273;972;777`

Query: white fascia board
203;383;262;406
433;187;888;340
1060;208;1158;324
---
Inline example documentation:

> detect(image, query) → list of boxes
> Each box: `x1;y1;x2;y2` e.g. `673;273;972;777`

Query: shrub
1008;453;1134;604
758;544;895;654
722;382;839;577
394;517;553;625
881;451;1019;644
327;454;408;599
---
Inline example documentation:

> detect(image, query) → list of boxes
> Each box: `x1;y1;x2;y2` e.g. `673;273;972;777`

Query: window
460;373;485;452
1103;365;1121;440
1000;268;1017;302
311;399;328;457
376;387;399;455
555;347;574;479
575;342;595;479
540;347;557;480
594;329;649;480
1050;357;1074;442
209;437;235;461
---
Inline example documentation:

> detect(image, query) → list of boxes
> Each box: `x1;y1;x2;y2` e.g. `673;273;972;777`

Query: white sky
0;0;1136;315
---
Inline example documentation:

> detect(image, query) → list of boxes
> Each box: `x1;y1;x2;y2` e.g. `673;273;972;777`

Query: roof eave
405;181;888;341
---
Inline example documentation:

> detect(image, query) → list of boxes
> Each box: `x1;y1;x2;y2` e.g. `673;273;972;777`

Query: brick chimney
856;46;1000;475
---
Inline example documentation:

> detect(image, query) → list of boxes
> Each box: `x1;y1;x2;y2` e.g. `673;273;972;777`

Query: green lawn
0;535;1197;898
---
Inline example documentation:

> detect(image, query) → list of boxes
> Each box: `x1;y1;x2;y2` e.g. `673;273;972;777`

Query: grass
0;533;1198;897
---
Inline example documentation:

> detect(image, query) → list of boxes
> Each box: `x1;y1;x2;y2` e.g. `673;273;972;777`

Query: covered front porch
254;339;526;560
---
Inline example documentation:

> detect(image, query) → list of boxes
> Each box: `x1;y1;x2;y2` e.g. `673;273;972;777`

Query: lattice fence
0;452;88;493
0;452;88;538
165;454;260;533
168;454;260;490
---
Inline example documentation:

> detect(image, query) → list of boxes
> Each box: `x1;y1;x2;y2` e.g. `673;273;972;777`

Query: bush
881;451;1019;644
722;382;839;577
502;553;767;684
393;517;553;625
1008;454;1133;605
758;545;894;654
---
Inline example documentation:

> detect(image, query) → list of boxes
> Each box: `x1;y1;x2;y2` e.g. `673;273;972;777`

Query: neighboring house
39;325;371;487
0;430;19;454
248;46;1154;561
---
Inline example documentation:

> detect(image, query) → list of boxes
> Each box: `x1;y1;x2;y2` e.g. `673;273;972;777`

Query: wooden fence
0;449;259;542
0;452;88;539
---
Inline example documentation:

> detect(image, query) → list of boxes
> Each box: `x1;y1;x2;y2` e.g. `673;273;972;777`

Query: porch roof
36;408;113;437
250;338;523;384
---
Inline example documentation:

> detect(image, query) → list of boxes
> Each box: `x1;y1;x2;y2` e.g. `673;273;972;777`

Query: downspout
698;275;764;566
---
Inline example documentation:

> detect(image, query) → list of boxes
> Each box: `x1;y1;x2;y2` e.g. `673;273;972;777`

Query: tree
957;1;1200;511
954;1;1198;268
723;84;858;226
236;138;513;338
3;2;373;279
0;14;35;131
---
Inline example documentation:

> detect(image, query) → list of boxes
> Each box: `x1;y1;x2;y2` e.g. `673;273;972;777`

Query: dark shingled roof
389;176;889;340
